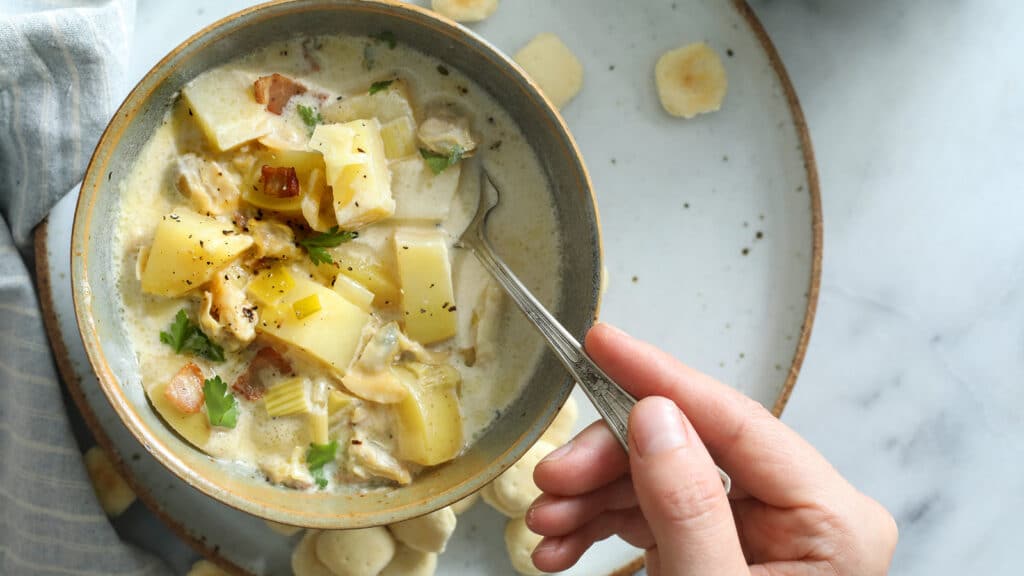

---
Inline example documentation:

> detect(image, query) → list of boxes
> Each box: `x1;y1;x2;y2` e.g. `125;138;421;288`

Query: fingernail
631;397;689;457
540;440;574;463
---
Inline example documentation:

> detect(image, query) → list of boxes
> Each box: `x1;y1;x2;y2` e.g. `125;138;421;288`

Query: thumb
629;397;748;576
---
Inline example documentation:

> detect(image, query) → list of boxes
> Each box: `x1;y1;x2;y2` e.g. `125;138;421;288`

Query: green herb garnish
297;104;322;131
368;79;394;95
307;441;338;490
160;309;225;362
312;468;328;490
420;145;465;175
371;30;397;49
297;226;358;265
202;376;238;428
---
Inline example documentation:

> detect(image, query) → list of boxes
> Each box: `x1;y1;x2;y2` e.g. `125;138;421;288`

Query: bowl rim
70;0;601;529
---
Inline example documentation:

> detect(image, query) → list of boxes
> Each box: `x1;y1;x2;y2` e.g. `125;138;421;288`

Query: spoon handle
464;233;732;493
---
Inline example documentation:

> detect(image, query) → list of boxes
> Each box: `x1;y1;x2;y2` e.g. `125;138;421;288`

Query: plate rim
36;0;821;574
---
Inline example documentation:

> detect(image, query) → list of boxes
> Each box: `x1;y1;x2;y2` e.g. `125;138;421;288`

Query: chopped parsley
368;79;394;95
202;375;238;428
420;145;465;175
297;104;322;131
297;226;357;266
307;441;338;490
371;30;397;50
159;309;225;362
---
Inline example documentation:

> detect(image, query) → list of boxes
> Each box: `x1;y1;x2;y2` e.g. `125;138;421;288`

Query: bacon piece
232;346;294;401
253;73;307;115
165;363;205;414
260;165;300;198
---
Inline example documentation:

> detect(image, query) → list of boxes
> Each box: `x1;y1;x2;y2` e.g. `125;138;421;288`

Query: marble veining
753;0;1024;573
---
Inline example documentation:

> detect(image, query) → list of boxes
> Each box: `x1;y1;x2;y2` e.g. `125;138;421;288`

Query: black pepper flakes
437;64;449;76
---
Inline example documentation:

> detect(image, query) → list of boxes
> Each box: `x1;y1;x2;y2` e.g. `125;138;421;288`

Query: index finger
585;323;849;507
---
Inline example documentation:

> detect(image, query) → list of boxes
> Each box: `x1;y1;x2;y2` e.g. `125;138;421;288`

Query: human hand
526;323;897;575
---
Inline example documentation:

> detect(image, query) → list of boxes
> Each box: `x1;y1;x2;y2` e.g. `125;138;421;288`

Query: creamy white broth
114;35;562;491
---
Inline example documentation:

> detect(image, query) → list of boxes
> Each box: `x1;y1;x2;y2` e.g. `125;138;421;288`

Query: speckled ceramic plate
36;0;820;574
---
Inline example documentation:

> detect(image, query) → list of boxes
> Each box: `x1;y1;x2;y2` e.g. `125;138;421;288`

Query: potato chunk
514;33;584;109
394;363;463;466
149;377;210;449
250;268;370;375
380;116;417;159
140;207;253;297
334;244;401;307
310;120;395;229
388;506;457;554
389;157;462;221
243;148;327;216
182;68;274;151
315;527;395;576
332;274;374;313
394;228;457;344
321;79;415;125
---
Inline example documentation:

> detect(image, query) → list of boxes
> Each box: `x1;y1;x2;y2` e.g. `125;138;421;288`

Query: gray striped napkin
0;1;171;574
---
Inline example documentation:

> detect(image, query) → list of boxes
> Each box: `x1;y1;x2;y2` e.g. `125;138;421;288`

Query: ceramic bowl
71;0;600;529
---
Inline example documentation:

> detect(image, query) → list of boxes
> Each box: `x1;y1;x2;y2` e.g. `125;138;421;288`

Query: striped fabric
0;2;170;574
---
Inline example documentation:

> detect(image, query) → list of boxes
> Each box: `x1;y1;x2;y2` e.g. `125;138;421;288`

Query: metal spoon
456;170;731;493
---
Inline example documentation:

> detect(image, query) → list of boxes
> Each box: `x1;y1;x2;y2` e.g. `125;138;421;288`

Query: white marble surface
750;0;1023;573
120;1;1023;574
